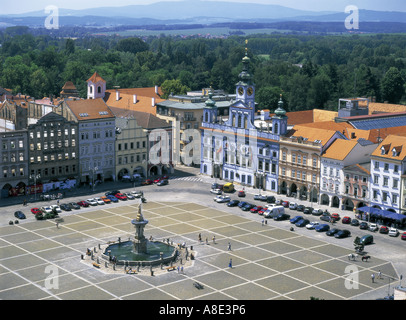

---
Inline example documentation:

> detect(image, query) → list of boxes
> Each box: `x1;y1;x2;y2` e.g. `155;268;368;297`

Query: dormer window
381;147;385;155
392;148;397;157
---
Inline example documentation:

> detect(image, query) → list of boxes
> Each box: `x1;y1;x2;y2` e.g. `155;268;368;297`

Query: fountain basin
102;240;178;267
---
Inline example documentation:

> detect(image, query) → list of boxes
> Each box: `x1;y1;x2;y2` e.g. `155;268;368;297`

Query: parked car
86;199;98;206
211;183;224;190
290;215;303;224
331;213;340;221
289;202;298;210
14;211;26;219
100;196;111;204
295;219;310;228
311;208;323;216
153;177;162;183
238;190;246;197
303;207;313;214
369;223;379;232
238;201;248;208
351;219;360;226
379;226;389;234
60;203;72;211
274;213;290;221
253;194;262;200
94;197;105;205
401;232;406;240
68;202;81;210
214;195;231;203
31;208;41;215
320;215;331;222
388;228;399;237
326;228;341;236
359;234;374;245
250;206;263;213
342;216;351;224
275;199;283;205
227;200;240;207
115;193;128;200
77;201;89;207
259;195;268;201
306;221;320;230
125;193;135;200
258;208;267;215
266;196;276;204
105;190;121;196
50;205;62;213
41;206;53;214
242;203;255;211
297;205;305;212
131;191;143;198
334;229;351;238
142;179;153;185
210;188;222;195
282;200;289;208
107;195;118;203
315;224;330;232
359;222;369;230
157;179;169;186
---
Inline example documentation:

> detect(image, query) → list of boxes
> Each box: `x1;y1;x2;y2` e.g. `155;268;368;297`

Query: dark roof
109;106;171;130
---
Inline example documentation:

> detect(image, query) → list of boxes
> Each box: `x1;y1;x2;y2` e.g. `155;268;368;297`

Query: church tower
203;87;218;124
236;40;255;116
87;72;106;100
272;95;288;136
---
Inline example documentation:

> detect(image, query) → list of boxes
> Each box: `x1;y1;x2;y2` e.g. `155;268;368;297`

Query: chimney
133;94;137;104
152;97;155;107
116;89;120;101
155;85;159;95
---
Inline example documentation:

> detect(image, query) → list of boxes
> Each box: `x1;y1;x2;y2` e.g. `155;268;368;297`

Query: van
264;206;284;218
223;183;234;193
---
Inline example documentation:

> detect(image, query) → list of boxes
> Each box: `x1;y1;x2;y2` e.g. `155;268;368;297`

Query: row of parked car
25;190;144;217
212;192;406;242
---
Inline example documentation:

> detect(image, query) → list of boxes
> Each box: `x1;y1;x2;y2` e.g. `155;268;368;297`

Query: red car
115;193;127;200
31;208;41;215
282;201;289;208
142;179;153;185
258;208;267;215
379;226;389;234
77;201;89;207
238;190;246;197
153;177;162;183
401;232;406;240
250;206;263;213
331;213;340;221
161;175;169;180
342;216;351;224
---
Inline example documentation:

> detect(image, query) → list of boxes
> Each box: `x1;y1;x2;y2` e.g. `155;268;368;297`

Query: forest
0;26;405;112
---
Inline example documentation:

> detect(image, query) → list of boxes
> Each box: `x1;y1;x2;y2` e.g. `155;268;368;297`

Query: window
384;163;389;171
374;175;379;184
383;177;389;187
383;192;388;202
394;165;399;173
373;190;378;200
393;179;399;189
374;161;379;169
392;194;398;205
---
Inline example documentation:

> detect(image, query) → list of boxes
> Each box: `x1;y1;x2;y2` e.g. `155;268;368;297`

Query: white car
388;228;399;237
210;188;222;195
50;205;62;213
369;223;379;232
94;197;105;205
86;198;98;206
131;191;143;198
41;206;53;214
289;202;298;210
306;221;320;229
214;195;231;203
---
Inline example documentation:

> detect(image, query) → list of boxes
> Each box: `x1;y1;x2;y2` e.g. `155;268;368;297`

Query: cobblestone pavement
0;166;404;300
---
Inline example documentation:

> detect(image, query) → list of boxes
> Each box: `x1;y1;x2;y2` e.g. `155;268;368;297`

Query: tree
256;86;284;111
381;67;405;104
65;38;75;55
116;37;149;55
161;79;190;99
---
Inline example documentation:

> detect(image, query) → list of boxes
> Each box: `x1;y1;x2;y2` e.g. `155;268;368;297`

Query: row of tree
0;29;405;112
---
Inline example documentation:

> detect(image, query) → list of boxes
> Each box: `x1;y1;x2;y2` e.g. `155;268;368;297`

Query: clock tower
236;43;255;111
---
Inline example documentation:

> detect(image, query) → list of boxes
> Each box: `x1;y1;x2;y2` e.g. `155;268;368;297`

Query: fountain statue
132;201;149;254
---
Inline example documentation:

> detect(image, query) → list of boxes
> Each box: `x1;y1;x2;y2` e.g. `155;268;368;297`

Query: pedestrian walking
261;219;264;226
227;242;231;251
212;235;216;244
378;270;382;279
371;273;375;283
228;259;232;268
205;237;208;245
198;233;202;243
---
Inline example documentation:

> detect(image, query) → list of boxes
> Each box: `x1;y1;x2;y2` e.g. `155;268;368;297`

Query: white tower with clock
236;43;256;118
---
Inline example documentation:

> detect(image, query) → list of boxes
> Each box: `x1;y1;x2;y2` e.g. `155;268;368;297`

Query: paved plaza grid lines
0;201;399;300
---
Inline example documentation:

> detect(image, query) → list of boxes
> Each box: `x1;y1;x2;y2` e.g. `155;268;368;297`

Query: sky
2;0;406;15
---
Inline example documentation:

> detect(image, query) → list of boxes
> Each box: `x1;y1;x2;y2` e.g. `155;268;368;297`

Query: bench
92;262;100;268
166;266;176;271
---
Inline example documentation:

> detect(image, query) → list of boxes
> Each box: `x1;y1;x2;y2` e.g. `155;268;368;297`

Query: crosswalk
169;176;203;183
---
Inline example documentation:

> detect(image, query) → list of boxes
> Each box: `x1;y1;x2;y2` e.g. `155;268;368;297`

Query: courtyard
0;199;399;300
